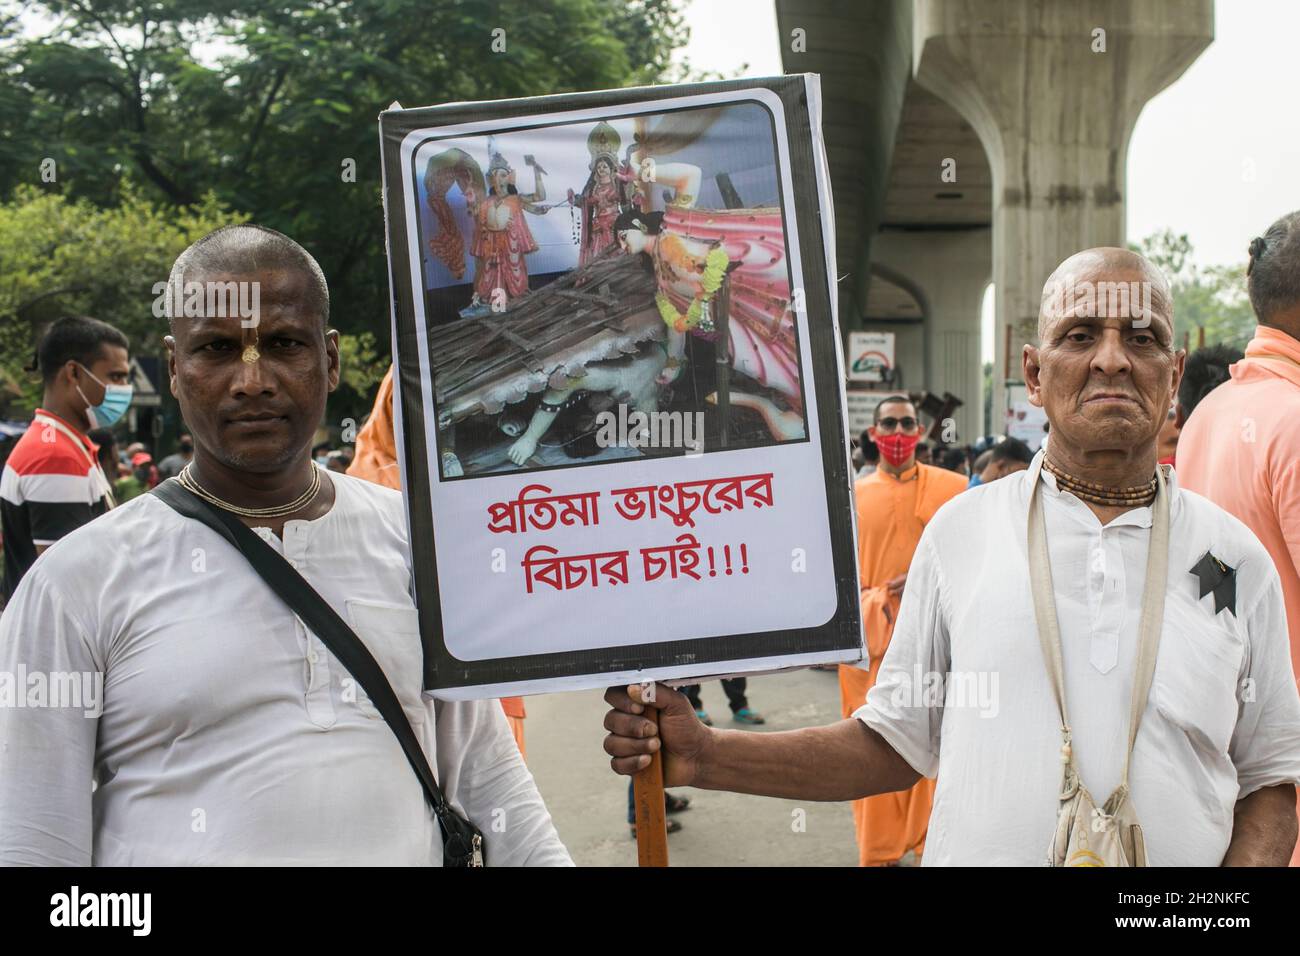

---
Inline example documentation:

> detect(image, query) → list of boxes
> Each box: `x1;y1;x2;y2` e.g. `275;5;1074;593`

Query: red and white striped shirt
1;408;112;600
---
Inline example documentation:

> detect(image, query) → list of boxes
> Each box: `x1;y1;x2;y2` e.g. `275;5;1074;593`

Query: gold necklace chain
177;463;320;518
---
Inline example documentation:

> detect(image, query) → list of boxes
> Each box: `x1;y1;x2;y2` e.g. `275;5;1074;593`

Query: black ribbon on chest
1190;551;1237;615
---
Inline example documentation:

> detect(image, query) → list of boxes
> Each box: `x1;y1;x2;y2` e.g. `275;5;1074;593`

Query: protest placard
378;75;862;698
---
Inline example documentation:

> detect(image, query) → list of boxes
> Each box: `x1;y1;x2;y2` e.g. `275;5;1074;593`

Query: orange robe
347;367;527;759
840;463;966;865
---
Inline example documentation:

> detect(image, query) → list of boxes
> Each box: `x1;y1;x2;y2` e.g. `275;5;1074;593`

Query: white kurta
0;469;571;866
857;451;1300;866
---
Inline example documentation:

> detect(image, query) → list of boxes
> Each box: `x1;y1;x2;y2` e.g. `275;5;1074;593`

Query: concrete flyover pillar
911;0;1213;423
871;229;991;444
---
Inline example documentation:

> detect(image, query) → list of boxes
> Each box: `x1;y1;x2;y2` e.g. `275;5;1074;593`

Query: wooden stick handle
632;708;669;867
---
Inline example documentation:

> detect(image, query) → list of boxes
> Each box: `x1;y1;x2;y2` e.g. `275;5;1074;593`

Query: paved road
524;666;859;866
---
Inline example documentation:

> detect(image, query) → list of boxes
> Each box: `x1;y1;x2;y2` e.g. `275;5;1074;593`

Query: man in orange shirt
347;367;529;757
1177;212;1300;863
839;395;966;865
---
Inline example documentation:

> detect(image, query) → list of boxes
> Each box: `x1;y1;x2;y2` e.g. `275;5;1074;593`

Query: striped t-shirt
1;409;112;601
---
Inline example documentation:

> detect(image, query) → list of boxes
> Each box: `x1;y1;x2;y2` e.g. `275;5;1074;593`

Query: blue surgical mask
967;472;983;489
76;363;133;428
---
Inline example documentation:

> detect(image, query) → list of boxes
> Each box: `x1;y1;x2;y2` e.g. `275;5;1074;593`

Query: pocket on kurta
344;599;427;728
1151;614;1243;757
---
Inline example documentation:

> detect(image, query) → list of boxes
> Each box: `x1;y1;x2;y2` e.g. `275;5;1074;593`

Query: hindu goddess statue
568;122;631;267
462;147;548;314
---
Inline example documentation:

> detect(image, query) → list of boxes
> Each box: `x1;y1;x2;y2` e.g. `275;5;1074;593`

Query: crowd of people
0;212;1298;867
83;428;190;505
852;430;1037;486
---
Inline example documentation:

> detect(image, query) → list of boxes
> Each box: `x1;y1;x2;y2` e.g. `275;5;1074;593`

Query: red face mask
874;432;920;468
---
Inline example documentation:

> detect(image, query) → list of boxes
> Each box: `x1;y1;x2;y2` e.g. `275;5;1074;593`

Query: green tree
1131;229;1256;352
2;0;694;424
333;327;388;423
0;182;246;412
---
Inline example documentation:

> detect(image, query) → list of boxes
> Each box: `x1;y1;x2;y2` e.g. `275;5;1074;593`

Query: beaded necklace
1042;456;1157;507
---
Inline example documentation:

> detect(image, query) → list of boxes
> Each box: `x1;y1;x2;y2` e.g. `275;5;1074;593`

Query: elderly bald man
602;248;1300;866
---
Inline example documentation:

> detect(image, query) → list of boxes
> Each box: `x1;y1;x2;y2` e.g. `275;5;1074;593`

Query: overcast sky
681;0;1300;269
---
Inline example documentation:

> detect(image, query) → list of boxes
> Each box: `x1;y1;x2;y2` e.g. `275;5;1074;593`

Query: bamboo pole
632;707;669;867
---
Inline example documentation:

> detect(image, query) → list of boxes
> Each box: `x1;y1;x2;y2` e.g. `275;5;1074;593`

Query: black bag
151;478;485;867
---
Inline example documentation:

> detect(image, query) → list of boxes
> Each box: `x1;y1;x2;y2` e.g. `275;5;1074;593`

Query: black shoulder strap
150;478;484;866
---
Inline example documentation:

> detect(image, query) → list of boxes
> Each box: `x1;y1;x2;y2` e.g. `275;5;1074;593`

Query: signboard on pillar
846;331;895;383
1004;385;1049;450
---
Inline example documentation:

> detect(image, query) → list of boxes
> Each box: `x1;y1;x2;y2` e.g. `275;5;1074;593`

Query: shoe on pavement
630;818;683;839
665;793;691;814
733;707;766;725
695;709;714;726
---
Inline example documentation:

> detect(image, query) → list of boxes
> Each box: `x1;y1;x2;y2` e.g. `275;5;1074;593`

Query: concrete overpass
776;0;1213;445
